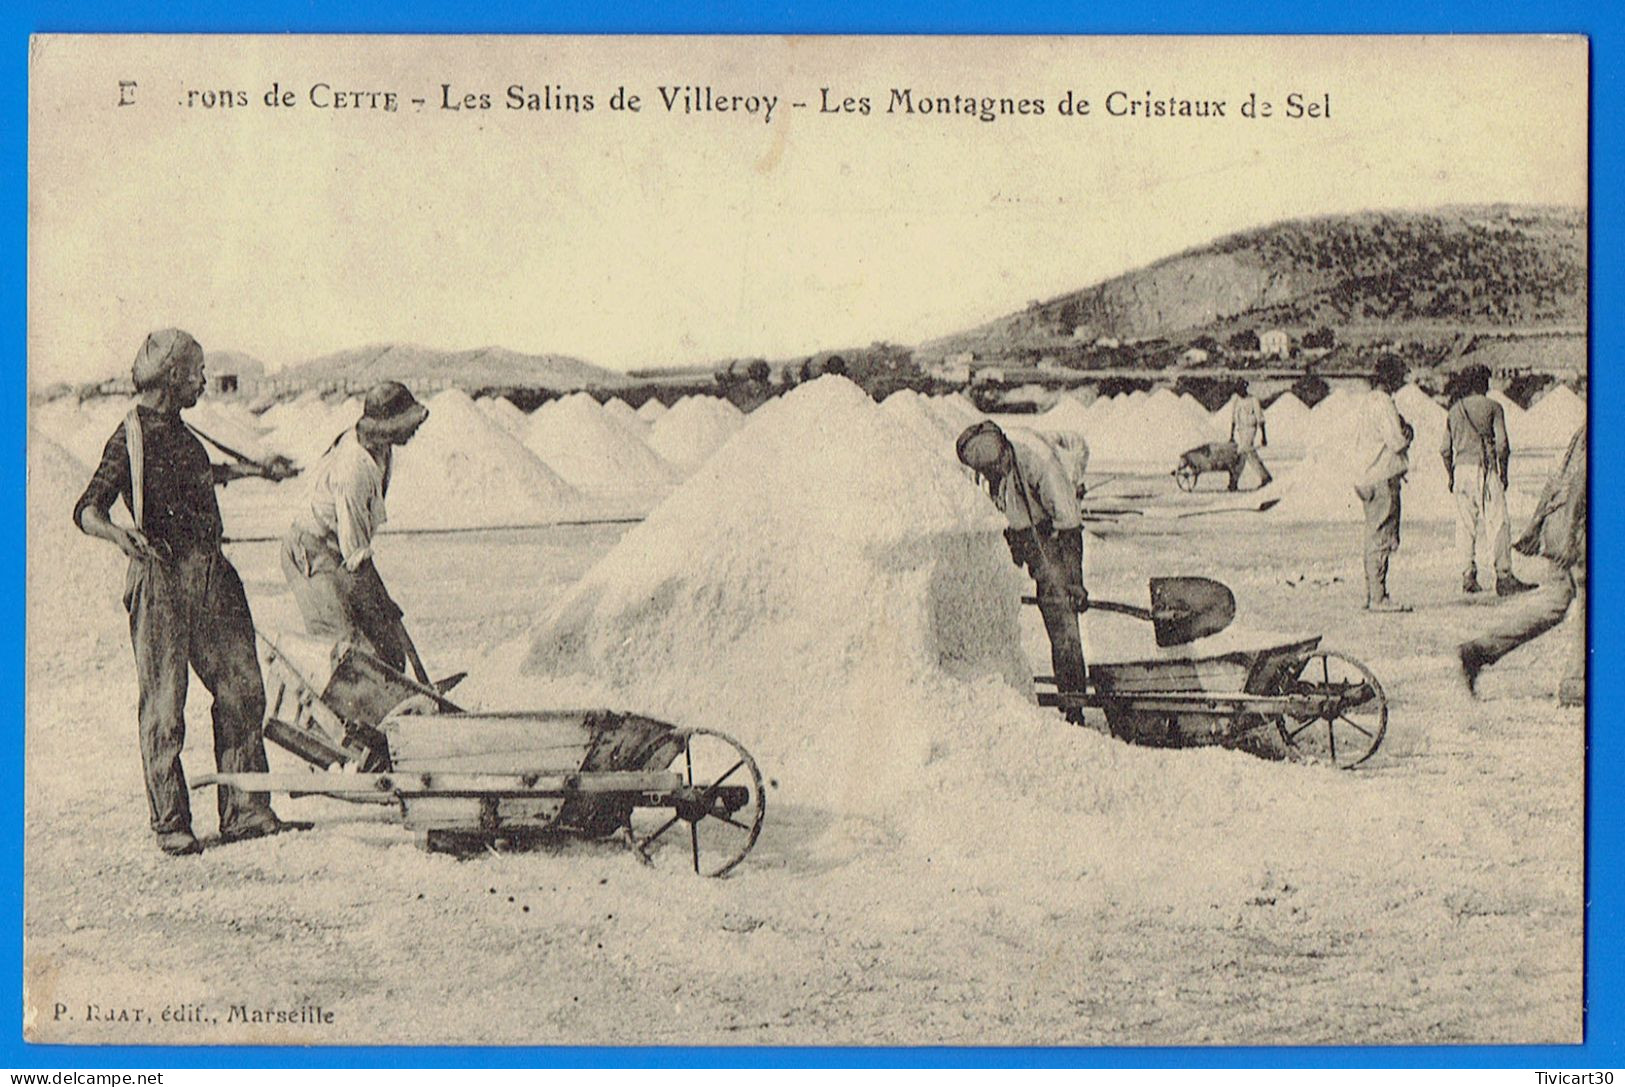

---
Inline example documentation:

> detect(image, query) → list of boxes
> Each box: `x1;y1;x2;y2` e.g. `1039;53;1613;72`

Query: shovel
1022;576;1236;648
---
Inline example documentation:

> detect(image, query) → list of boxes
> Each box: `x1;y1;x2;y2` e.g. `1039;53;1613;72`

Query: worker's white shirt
291;429;390;569
1232;396;1265;449
993;440;1083;532
1353;389;1410;489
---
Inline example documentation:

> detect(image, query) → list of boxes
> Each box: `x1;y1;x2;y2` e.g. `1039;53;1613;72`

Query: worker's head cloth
131;329;202;390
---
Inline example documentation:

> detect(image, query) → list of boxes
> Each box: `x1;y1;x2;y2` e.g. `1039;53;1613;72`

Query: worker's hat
357;381;429;443
956;420;1013;475
131;329;203;391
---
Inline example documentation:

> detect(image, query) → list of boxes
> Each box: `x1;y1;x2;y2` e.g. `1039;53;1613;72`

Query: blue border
6;0;1616;1070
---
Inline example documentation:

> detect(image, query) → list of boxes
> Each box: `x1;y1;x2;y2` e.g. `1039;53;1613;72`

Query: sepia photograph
24;34;1587;1048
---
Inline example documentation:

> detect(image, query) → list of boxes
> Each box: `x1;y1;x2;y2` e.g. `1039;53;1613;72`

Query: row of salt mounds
27;433;128;658
1263;392;1313;448
264;394;364;469
522;392;680;496
929;392;984;432
387;389;583;531
635;397;668;423
646;395;745;473
476;394;530;439
34;396;136;470
504;376;1388;906
1087;388;1212;466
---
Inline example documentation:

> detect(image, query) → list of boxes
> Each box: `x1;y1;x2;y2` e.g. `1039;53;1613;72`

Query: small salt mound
646;395;746;473
635;398;669;423
475;394;530;439
1023;394;1093;437
930;393;984;432
516;375;1035;816
1522;385;1585;449
28;432;127;654
266;396;363;468
881;389;960;456
1263;393;1312;447
387;388;582;531
523;392;680;495
1207;395;1240;440
54;397;136;469
600;398;640;427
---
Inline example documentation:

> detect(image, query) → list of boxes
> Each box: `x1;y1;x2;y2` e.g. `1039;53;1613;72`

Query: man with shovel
957;421;1089;704
280;380;434;682
74;329;295;856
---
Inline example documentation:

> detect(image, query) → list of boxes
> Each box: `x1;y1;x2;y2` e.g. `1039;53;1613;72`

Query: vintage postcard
26;35;1587;1046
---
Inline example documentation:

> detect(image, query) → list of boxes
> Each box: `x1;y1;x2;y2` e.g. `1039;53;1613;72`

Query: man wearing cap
1352;357;1414;612
1440;364;1535;596
956;421;1089;708
281;381;429;675
74;329;289;856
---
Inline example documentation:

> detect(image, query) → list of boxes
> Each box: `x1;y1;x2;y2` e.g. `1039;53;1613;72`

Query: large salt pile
635;398;668;423
514;375;1041;816
476;394;530;439
265;394;363;469
1489;390;1531;448
929;393;984;433
522;392;680;497
387;388;582;530
50;397;136;469
645;395;746;473
1087;387;1213;466
1522;385;1586;449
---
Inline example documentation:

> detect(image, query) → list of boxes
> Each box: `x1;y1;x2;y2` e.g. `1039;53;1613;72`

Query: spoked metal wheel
1277;650;1388;769
1173;466;1199;492
633;728;765;877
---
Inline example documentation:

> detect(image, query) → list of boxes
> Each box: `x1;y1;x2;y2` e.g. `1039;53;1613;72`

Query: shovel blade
1148;577;1236;647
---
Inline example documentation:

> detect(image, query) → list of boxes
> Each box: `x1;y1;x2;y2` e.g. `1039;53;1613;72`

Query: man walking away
1440;365;1534;596
1459;425;1586;705
1229;379;1273;491
956;422;1089;716
1353;357;1413;612
74;329;288;856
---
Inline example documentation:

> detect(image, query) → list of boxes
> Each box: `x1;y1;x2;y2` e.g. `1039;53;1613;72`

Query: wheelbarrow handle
1020;595;1153;620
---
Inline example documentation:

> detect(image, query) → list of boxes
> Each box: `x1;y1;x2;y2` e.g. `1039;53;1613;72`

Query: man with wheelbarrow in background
73;329;295;856
1228;378;1272;491
957;421;1089;723
280;380;431;680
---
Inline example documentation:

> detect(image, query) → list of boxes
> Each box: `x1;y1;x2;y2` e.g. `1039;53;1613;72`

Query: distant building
971;367;1006;386
1259;329;1291;358
1180;347;1210;366
1093;336;1121;349
930;362;971;384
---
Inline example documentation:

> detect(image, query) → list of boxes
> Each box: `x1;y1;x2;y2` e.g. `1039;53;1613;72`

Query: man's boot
1462;568;1481;594
1497;572;1537;597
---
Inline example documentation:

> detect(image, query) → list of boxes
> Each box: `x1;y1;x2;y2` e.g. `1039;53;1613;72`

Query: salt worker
281;380;429;677
1440;364;1534;596
1229;379;1272;491
73;329;290;856
1459;424;1586;704
956;421;1089;710
1352;357;1414;612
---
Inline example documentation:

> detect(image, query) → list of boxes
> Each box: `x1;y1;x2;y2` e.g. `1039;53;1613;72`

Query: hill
279;343;626;390
923;205;1585;360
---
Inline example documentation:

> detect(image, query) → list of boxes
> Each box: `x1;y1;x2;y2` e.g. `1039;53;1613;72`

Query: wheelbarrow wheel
633;728;765;878
1173;465;1199;492
1277;650;1388;769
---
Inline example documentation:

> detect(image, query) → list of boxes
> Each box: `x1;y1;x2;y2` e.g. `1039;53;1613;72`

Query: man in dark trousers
957;421;1089;713
74;329;289;856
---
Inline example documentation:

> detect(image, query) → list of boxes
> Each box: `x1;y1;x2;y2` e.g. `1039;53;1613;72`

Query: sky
28;35;1588;383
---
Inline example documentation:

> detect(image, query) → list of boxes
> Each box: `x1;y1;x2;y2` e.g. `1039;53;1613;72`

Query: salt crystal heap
635;398;669;423
600;398;641;428
881;388;960;457
1087;387;1213;467
1263;392;1312;449
1523;385;1586;449
645;395;745;474
519;376;1040;814
387;389;582;530
476;394;530;439
522;392;679;503
28;433;127;656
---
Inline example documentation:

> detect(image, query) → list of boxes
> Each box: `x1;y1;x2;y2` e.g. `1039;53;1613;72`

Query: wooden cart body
1037;636;1388;768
